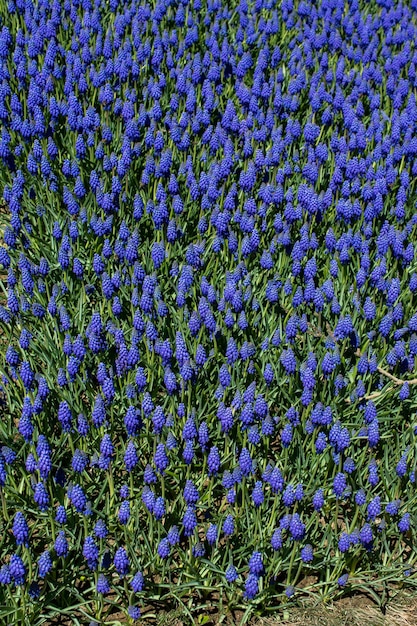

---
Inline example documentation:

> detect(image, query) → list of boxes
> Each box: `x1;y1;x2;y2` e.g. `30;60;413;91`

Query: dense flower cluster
1;0;417;621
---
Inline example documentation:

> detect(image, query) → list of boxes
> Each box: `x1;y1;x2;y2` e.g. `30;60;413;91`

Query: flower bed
1;0;417;623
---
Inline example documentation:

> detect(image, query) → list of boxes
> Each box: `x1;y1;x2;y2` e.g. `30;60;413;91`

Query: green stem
0;488;9;522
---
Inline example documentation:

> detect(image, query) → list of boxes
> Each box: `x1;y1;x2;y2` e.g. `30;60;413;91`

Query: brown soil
39;590;417;626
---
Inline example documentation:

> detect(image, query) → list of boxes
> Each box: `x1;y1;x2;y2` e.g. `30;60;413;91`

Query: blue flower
398;513;411;533
12;512;29;547
38;550;53;578
83;536;99;570
128;606;141;621
182;506;197;537
244;574;259;600
223;514;235;537
130;571;145;593
55;506;67;525
114;547;130;577
249;552;263;576
68;484;87;513
225;564;238;582
154;444;169;474
289;514;305;541
9;554;25;586
33;482;49;511
97;574;111;594
55;531;68;558
300;544;314;563
252;482;264;507
333;473;347;498
239;448;253;476
207;446;221;475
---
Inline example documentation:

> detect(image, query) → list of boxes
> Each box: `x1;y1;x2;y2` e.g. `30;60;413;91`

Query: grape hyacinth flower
1;0;417;615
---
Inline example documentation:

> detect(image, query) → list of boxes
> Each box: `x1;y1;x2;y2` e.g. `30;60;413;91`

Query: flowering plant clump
1;0;417;623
